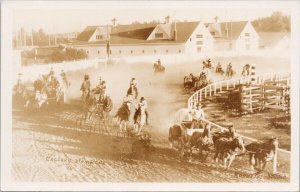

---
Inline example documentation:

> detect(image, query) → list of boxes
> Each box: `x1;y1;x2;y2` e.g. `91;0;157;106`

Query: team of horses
13;74;69;111
168;122;279;173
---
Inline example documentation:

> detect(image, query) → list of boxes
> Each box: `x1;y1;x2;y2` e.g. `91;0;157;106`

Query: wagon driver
190;103;205;129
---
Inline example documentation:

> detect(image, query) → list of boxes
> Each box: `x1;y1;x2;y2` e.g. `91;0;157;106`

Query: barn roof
77;26;100;41
258;32;290;47
206;21;248;40
74;21;200;45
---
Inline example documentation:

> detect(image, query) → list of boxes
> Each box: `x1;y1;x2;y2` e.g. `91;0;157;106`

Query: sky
12;1;292;34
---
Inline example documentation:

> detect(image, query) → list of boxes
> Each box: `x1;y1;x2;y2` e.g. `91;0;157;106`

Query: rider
60;69;68;85
157;59;162;69
129;77;138;98
34;75;44;92
136;97;149;125
216;62;222;72
190;103;205;129
80;73;91;94
226;125;237;140
242;64;250;76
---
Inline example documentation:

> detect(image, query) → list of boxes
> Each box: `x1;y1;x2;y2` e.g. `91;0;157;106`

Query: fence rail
188;72;291;109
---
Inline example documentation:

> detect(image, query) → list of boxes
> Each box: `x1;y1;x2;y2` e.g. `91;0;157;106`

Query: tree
252;11;290;32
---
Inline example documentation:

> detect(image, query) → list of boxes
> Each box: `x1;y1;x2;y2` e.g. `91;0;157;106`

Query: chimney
112;18;117;27
165;15;171;24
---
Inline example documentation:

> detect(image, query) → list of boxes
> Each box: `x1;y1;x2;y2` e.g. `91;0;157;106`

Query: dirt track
12;56;290;182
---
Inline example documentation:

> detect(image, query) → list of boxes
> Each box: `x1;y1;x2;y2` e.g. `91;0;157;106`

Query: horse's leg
214;152;219;169
223;155;228;169
227;155;235;170
250;154;255;173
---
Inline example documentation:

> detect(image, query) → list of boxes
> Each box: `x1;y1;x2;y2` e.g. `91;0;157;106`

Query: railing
187;72;291;109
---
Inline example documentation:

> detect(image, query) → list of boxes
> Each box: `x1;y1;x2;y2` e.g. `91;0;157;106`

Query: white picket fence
187;72;291;109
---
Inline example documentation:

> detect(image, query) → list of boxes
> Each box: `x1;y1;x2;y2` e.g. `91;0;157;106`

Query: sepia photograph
1;1;299;191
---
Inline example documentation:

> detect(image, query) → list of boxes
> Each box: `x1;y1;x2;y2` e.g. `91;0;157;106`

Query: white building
69;16;215;59
205;19;260;51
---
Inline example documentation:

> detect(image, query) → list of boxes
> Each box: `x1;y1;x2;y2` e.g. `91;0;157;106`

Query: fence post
209;85;212;96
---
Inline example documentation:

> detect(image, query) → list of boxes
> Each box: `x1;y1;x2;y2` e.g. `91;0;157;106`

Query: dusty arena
12;56;290;182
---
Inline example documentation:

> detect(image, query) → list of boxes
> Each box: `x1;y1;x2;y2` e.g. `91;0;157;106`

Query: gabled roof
206;21;248;40
74;21;200;45
77;26;99;41
258;32;290;47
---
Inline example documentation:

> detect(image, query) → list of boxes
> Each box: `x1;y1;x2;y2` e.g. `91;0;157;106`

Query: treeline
13;28;74;48
22;46;88;65
251;11;290;32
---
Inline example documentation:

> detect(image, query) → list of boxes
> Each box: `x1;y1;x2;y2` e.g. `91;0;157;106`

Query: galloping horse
133;105;147;135
83;92;113;121
80;80;91;101
213;136;245;169
189;124;214;161
127;84;138;100
226;65;235;78
245;137;279;173
115;101;131;132
153;62;165;73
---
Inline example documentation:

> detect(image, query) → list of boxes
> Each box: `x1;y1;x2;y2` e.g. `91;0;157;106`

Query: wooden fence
188;72;291;109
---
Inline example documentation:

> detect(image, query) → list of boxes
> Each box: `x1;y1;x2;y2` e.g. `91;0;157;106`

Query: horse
133;105;146;135
13;83;27;105
194;73;208;90
245;137;279;173
24;89;48;110
80;80;91;101
127;84;138;100
226;66;235;78
183;74;197;93
213;136;245;169
188;125;214;161
153;63;165;73
115;101;131;132
242;64;251;77
168;124;187;150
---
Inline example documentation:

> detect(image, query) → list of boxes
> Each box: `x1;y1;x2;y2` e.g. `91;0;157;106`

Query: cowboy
227;62;233;70
138;97;149;125
216;62;222;72
130;77;138;88
96;76;103;88
49;67;55;77
226;125;237;140
242;64;250;76
80;73;91;93
34;75;44;92
190;103;205;129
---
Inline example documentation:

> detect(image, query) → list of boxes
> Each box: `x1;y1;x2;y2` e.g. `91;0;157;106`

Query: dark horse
127;84;138;100
245;137;279;173
213;136;245;169
83;92;113;120
153;63;165;73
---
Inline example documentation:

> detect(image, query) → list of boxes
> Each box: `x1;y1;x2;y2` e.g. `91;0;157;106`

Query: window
154;49;156;54
142;50;145;53
211;32;216;36
109;50;112;54
196;41;203;45
190;38;192;41
98;51;100;54
131;50;133;54
197;47;201;52
245;33;250;37
179;49;181;53
155;33;163;38
86;50;89;54
96;35;103;40
119;50;122;54
245;38;250;43
166;49;168;53
196;34;203;38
